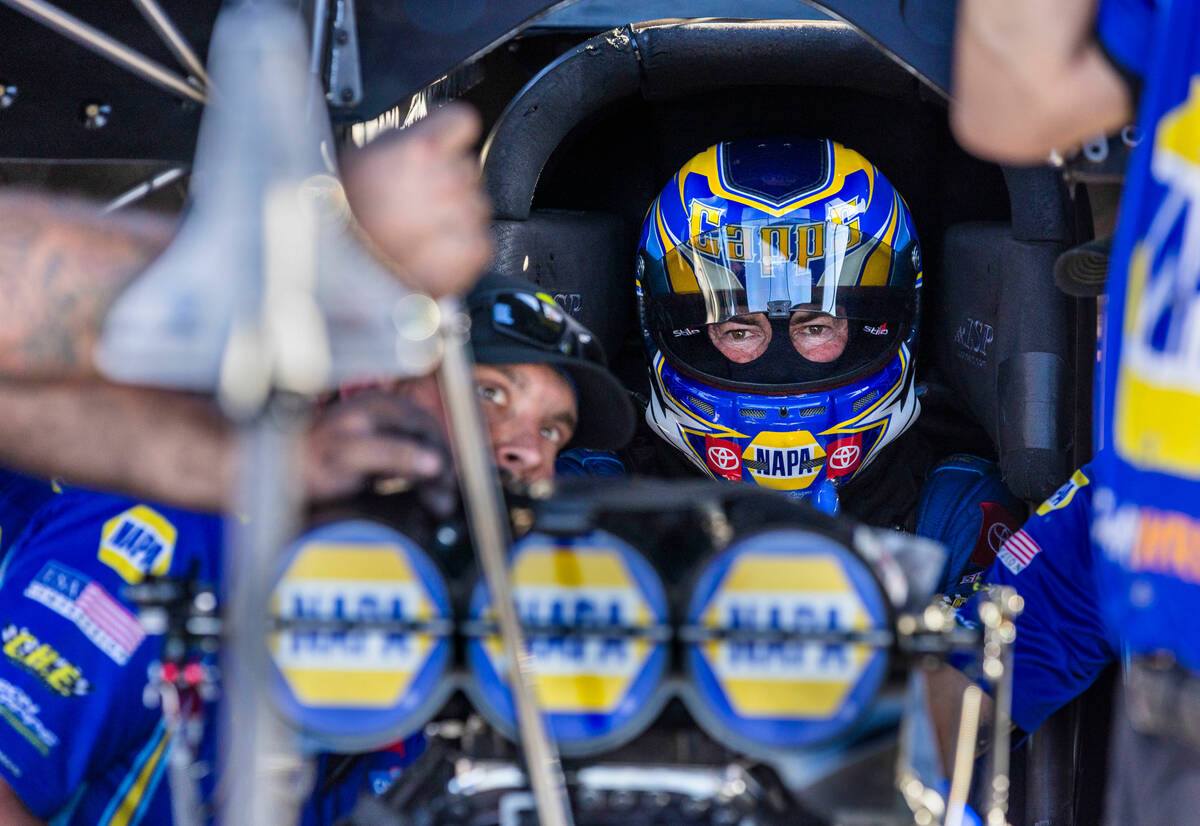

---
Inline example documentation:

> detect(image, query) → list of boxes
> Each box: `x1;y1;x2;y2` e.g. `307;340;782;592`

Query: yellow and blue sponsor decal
684;529;889;749
467;531;669;754
97;505;176;585
267;520;452;752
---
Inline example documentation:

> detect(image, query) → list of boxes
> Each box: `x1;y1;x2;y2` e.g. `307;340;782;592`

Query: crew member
0;280;632;825
952;1;1200;821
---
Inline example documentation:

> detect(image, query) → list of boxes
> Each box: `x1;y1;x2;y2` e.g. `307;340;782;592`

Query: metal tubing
130;0;212;88
945;685;982;826
102;166;188;213
0;0;205;103
437;299;574;826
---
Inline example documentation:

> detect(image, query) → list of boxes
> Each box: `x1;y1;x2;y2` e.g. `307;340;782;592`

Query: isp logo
267;520;452;752
468;531;669;755
741;430;826;492
685;529;889;750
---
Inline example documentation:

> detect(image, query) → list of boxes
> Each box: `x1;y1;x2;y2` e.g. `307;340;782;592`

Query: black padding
935;222;1073;501
633;19;909;101
482;20;915;220
491;210;633;360
1002;166;1072;243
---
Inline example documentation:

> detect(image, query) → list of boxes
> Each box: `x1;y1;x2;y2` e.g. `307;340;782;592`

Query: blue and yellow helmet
636;138;923;512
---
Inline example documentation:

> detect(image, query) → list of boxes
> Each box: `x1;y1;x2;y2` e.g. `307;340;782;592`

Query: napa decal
468;531;668;753
741;430;825;492
1036;469;1091;517
1115;79;1200;476
267;520;451;750
2;625;89;698
685;530;889;749
98;505;176;585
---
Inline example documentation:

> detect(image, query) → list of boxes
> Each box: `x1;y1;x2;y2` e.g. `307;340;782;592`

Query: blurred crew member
953;2;1200;821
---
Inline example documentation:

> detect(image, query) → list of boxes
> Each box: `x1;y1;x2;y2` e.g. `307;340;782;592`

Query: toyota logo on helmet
707;445;740;471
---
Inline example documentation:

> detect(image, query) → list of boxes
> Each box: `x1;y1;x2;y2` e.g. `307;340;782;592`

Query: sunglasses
479;290;606;365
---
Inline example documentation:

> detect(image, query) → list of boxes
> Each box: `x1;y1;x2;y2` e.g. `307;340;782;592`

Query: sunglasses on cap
479;290;606;364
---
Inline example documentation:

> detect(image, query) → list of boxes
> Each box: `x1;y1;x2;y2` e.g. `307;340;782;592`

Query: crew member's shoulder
8;488;222;589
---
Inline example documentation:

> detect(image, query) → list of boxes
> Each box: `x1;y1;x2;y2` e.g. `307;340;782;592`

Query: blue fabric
1091;0;1200;672
555;448;628;477
0;470;56;571
1096;0;1156;78
973;463;1116;734
912;454;1025;599
0;489;221;824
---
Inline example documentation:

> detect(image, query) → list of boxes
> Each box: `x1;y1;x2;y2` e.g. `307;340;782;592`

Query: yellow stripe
108;728;169;826
719;675;861;716
534;673;634;712
274;665;422;706
283;544;415;582
511;549;634;588
716;557;852;593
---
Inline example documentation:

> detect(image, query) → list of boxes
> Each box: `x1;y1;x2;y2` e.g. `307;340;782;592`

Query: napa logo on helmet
741;430;826;492
98;505;177;584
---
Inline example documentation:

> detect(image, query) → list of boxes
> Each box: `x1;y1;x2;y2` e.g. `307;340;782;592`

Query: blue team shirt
0;488;420;825
0;489;221;824
1091;0;1200;669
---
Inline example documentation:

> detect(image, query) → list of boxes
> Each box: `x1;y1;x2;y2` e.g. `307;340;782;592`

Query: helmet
636;138;922;512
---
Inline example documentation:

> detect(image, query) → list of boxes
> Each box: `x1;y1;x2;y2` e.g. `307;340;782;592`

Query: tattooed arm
0;192;172;378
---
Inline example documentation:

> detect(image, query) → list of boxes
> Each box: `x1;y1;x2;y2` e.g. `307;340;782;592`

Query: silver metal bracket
326;0;363;107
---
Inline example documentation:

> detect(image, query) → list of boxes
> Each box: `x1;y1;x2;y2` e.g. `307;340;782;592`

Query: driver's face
707;310;849;364
474;363;578;486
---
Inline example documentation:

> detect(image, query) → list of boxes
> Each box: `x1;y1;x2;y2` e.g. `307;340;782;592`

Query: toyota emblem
708;445;739;471
987;522;1013;552
829;444;861;471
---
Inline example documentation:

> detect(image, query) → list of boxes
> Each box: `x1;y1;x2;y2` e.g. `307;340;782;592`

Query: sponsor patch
1035;469;1091;517
1128;506;1200;585
998;528;1042;574
24;562;145;665
673;328;701;337
98;504;176;584
862;322;888;336
704;435;743;481
741;430;826;492
824;434;863;479
0;678;58;755
2;625;89;697
969;502;1023;568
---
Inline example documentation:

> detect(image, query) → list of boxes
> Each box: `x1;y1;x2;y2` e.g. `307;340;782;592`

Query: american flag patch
997;529;1042;574
23;562;145;665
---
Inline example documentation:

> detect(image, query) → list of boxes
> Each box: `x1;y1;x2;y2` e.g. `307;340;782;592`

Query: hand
342;103;493;299
302;387;450;504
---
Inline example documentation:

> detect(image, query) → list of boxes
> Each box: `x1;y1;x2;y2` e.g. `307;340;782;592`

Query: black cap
466;273;636;451
1054;237;1110;298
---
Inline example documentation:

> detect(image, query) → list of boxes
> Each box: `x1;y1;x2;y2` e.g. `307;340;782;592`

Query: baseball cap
466;273;636;450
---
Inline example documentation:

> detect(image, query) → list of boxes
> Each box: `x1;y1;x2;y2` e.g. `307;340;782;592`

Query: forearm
0;379;234;511
0;191;173;378
951;0;1132;164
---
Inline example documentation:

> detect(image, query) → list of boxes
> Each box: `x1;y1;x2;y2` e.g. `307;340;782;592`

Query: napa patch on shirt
97;505;176;585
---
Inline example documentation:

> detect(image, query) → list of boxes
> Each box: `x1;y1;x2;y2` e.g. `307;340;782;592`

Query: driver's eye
728;329;752;341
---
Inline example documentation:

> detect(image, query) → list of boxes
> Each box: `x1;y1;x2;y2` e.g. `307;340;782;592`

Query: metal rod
0;0;205;103
102;166;188;213
945;684;982;826
308;0;329;78
129;0;211;89
437;298;574;826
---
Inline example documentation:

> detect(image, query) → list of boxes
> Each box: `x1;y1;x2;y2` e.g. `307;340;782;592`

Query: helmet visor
646;219;918;391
